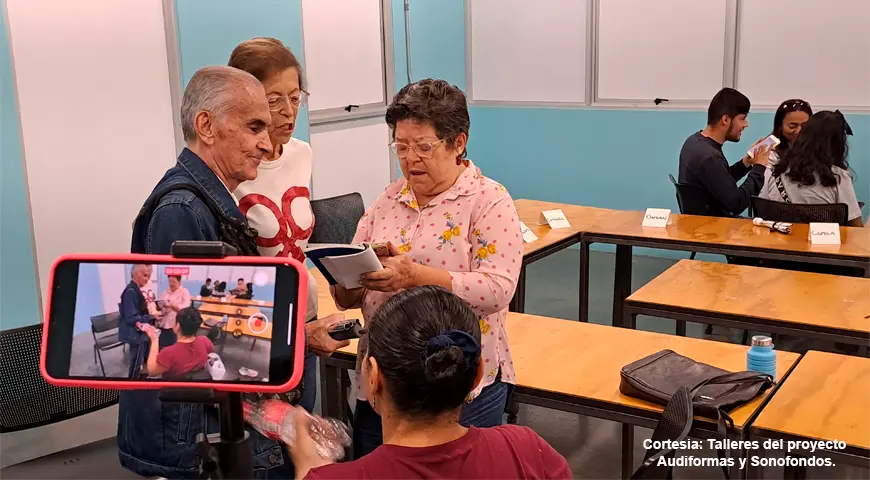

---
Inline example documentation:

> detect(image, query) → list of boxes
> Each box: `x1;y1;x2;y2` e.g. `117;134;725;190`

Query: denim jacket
118;281;150;345
120;148;289;479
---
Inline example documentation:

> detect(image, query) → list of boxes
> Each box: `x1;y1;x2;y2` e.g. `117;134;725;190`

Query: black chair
309;193;365;426
750;196;849;226
1;324;118;433
669;174;715;260
90;312;124;377
309;192;366;244
750;196;862;277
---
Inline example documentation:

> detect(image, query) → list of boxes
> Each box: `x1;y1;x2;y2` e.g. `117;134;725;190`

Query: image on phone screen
45;260;299;386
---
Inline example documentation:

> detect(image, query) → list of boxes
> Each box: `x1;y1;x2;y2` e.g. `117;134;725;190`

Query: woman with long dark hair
760;110;863;226
769;99;813;164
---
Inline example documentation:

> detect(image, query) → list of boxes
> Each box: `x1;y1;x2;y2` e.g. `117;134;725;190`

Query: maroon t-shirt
156;336;213;378
306;425;571;479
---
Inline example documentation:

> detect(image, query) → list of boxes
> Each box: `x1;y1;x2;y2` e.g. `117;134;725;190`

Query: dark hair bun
423;345;468;383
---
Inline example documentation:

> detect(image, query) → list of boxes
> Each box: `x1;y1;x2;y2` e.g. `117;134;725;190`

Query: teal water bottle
747;335;776;380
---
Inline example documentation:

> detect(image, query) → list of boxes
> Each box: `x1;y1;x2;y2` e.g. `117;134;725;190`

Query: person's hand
306;314;351;357
144;325;159;341
360;242;418;292
286;407;332;477
751;143;773;167
742;137;768;167
147;302;160;317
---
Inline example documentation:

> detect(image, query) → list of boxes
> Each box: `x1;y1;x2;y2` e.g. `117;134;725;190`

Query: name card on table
520;222;539;243
536;209;571;229
809;223;841;245
641;208;671;228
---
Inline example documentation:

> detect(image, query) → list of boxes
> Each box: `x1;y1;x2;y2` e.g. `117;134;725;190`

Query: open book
304;243;384;289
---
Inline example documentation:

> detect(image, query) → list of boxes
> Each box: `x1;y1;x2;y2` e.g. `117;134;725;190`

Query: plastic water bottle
243;399;350;461
747;335;777;380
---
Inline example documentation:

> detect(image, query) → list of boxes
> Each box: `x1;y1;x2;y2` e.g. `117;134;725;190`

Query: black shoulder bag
620;350;774;479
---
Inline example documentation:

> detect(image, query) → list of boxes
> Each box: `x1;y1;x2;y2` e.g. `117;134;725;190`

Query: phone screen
44;259;300;387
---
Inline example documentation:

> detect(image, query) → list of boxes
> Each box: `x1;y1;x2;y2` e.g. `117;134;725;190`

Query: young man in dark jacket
678;88;772;217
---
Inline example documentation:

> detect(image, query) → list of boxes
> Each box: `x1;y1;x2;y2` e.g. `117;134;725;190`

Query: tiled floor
2;250;867;478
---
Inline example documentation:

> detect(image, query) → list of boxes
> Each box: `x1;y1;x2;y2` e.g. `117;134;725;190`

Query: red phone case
40;253;308;394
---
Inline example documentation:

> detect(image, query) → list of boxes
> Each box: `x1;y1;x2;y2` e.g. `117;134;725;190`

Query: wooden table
578;210;870;325
193;300;273;340
513;199;622;314
749;351;870;475
194;295;269;308
314;283;801;478
624;260;870;346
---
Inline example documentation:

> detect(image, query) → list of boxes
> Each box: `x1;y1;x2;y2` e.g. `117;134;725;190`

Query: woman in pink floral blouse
332;79;523;458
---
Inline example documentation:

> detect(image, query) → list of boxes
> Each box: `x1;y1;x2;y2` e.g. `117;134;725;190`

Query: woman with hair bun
288;286;571;479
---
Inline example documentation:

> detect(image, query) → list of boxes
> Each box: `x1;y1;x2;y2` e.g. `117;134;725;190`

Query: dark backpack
620;350;774;479
132;182;260;256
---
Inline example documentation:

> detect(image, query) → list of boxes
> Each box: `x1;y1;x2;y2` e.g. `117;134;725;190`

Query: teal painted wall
0;0;41;329
2;0;867;331
393;0;870;215
175;0;310;143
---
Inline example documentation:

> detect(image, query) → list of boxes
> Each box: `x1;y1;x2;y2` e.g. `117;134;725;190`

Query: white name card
536;209;571;229
809;223;841;244
641;208;671;228
520;222;539;243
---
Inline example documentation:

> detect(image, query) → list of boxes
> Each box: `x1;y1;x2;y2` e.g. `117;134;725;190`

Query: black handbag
620;350;774;479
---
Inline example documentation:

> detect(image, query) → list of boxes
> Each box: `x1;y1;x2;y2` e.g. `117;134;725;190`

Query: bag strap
632;372;770;479
146;183;260;256
690;371;772;398
632;386;694;479
773;173;791;203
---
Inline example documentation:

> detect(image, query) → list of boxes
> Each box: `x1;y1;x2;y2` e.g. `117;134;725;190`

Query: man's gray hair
180;66;262;142
130;264;151;277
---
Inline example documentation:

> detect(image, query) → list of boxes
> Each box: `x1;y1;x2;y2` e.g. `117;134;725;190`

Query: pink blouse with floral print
337;161;523;402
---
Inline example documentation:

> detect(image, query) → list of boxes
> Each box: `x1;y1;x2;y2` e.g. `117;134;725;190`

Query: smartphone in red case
40;253;308;394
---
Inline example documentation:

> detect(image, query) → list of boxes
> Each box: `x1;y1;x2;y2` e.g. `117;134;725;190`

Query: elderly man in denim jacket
122;66;348;479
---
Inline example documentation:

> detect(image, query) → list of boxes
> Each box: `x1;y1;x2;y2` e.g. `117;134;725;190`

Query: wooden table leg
622;423;634;479
579;241;591;322
509;265;527;313
612;245;633;328
319;361;343;421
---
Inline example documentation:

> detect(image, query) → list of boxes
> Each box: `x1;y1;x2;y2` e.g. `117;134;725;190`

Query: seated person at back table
679;87;772;217
212;281;227;297
230;277;248;296
289;286;571;479
199;277;213;297
767;99;813;166
143;307;213;379
761;110;863;227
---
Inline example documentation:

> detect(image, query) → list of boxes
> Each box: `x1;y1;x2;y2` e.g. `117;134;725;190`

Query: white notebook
304;243;384;289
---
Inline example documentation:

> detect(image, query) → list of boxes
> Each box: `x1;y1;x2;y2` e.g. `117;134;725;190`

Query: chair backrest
309;192;366;244
669;174;716;216
1;324;118;432
90;312;120;334
750;196;849;225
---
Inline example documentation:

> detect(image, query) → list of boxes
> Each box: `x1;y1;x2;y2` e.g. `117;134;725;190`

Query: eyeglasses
267;91;309;111
389;139;446;158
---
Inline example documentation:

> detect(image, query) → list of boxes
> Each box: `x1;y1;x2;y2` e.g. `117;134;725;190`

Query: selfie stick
159;241;253;480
